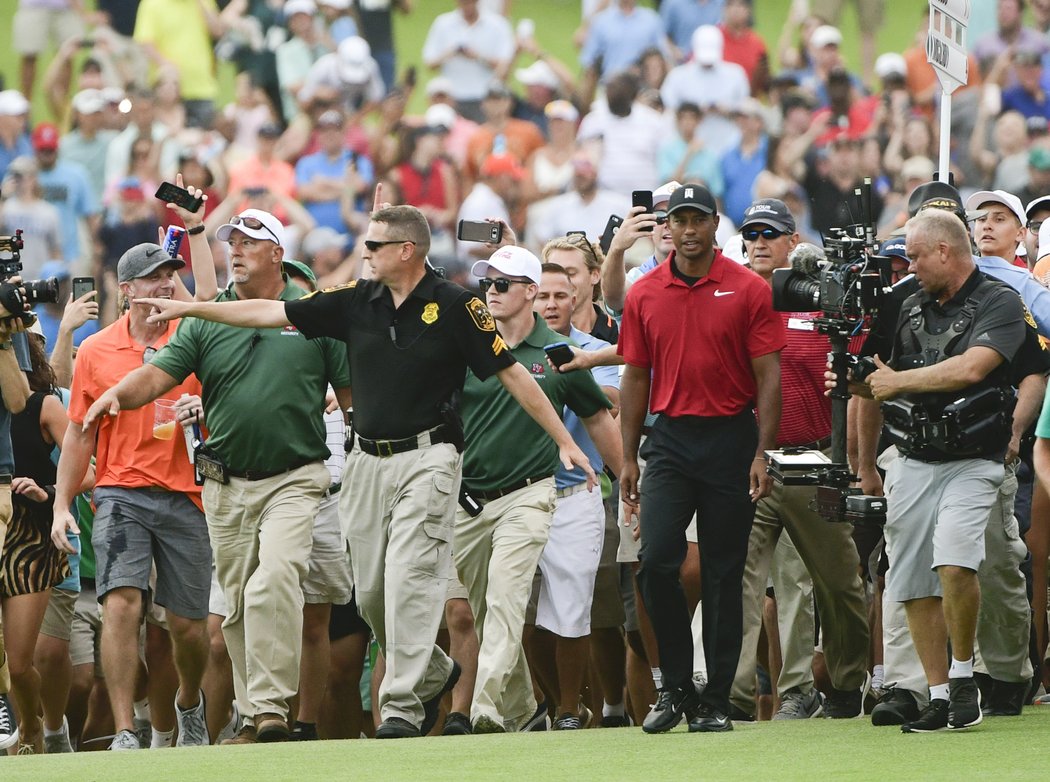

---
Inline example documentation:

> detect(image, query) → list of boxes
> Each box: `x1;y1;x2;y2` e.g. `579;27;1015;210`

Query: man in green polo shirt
82;209;352;745
455;245;621;734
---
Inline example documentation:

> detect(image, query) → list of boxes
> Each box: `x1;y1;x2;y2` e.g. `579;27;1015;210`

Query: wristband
187;224;206;236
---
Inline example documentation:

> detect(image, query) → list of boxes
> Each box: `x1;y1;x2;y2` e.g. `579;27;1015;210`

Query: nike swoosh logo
713;290;734;297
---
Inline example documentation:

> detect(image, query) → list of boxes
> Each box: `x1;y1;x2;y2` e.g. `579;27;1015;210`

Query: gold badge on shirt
466;297;496;332
421;302;439;324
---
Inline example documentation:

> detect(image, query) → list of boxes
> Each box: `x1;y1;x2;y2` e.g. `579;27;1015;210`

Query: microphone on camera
788;243;826;276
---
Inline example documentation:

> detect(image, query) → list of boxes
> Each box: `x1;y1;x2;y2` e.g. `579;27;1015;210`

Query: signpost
926;0;970;182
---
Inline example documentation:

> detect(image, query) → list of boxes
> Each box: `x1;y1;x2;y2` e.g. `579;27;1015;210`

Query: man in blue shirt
660;0;724;60
581;0;669;83
32;123;100;267
0;90;32;182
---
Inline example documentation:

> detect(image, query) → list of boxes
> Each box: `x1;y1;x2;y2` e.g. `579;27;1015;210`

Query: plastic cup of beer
153;399;178;440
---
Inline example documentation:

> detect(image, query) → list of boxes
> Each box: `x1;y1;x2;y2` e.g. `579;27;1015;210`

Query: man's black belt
0;473;11;485
469;474;552;502
356;426;455;458
227;458;319;481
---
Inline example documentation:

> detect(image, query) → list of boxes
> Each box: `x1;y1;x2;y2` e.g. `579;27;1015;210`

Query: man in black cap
619;184;786;733
728;198;871;722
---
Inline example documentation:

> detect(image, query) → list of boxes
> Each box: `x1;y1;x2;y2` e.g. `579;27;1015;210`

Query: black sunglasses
566;231;602;264
229;214;281;244
364;239;414;252
479;277;531;293
742;228;787;242
1029;220;1044;233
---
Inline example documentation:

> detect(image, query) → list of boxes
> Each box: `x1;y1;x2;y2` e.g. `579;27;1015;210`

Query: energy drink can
163;225;186;259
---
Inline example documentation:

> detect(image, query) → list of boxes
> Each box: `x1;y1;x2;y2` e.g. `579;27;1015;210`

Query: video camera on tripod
0;230;61;324
765;179;891;525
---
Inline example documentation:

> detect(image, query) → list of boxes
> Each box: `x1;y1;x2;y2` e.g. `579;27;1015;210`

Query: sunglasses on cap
229;214;280;244
479;277;531;293
742;228;787;242
363;238;414;252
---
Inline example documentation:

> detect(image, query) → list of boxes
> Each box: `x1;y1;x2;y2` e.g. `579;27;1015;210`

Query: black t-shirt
285;269;515;439
803;166;884;239
589;302;618;344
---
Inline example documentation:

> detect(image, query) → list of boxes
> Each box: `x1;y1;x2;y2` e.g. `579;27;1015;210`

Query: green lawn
7;710;1050;782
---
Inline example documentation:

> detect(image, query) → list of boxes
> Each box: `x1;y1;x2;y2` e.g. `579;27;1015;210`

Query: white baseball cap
472;245;541;285
424;103;457;130
965;190;1027;227
544;99;578;123
0;89;29;116
875;52;907;80
425;76;454;97
337;36;372;84
515;60;559;90
284;0;317;17
72;88;105;114
1026;194;1050;220
692;25;723;66
653;180;682;207
811;25;843;49
216;209;286;247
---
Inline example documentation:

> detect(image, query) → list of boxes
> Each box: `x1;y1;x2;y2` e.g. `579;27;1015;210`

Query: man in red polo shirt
619;183;785;734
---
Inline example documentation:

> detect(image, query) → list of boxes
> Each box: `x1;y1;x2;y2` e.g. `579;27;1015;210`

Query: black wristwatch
187;224;207;236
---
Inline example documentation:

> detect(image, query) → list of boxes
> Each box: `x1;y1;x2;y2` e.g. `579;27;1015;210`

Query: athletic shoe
44;716;74;754
901;699;949;733
420;660;461;736
291;721;318;741
824;672;871;718
220;724;257;745
687;703;733;733
0;693;19;751
518;701;550;732
773;689;824;720
216;704;240;744
948;677;982;730
472;715;505;734
442;712;472;735
642;686;700;734
871;688;921;726
727;703;756;722
375;717;420;739
110;729;143;750
175;690;210;747
599;713;631;728
552;712;582;730
984;679;1026;716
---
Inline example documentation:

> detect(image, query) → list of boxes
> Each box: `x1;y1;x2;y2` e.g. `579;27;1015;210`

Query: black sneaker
687;703;733;733
552;712;582;730
599;714;631;728
823;672;869;718
948;677;982;729
901;699;949;733
442;712;472;735
290;721;318;741
0;693;20;751
727;703;756;722
871;688;921;726
642;687;700;734
420;660;461;736
375;717;421;739
984;678;1026;717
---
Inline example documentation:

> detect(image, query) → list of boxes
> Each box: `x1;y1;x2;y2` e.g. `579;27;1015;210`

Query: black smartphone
72;276;95;302
632;190;654;232
599;214;623;255
544;342;575;369
457;220;503;244
155;181;204;213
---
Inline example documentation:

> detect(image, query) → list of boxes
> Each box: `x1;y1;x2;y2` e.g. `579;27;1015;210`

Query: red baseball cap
480;153;525;180
31;122;60;151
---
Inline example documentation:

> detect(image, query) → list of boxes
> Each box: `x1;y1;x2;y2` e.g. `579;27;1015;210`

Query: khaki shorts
303;490;354;605
40;586;78;642
590;496;627;630
70;585;103;674
12;7;84;56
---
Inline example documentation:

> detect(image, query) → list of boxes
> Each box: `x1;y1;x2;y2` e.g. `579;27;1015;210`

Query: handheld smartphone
457;220;503;244
632;190;654;232
544;342;575;369
72;276;95;302
599;214;623;255
154;181;204;213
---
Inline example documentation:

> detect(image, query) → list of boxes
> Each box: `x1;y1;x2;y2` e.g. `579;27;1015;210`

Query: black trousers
636;411;757;710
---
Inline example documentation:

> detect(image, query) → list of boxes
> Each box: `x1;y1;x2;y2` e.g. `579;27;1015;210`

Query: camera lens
22;277;60;305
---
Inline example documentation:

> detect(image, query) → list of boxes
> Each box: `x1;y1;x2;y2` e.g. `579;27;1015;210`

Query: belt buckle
377;440;394;458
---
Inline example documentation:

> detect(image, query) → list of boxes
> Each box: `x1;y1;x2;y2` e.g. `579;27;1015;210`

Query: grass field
7;710;1050;781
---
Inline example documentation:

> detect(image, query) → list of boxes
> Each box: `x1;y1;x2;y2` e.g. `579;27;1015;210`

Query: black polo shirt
285;268;515;440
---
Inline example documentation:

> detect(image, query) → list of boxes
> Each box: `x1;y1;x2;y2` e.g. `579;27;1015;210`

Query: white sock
871;664;885;691
930;683;950;702
133;698;150;723
651;667;663;690
948;657;974;679
150;727;174;748
43;719;67;738
602;701;625;718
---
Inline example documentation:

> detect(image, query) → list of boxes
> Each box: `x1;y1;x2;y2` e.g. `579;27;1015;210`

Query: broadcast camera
765;180;891;525
0;230;60;324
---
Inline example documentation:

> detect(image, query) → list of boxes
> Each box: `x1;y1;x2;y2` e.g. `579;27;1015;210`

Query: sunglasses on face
479;277;530;293
742;228;786;242
363;239;413;253
1029;220;1044;233
229;214;280;244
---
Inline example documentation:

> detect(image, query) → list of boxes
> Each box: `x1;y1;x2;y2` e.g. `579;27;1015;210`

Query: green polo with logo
150;281;351;473
461;313;611;493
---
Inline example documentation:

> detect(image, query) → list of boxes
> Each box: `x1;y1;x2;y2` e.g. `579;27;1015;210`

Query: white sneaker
44;716;74;753
0;693;19;751
110;729;142;750
216;702;240;744
175;690;210;747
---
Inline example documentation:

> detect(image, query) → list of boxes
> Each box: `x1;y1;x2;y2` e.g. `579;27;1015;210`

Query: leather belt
323;481;342;499
0;473;12;485
470;474;552;502
227;459;319;481
355;426;454;458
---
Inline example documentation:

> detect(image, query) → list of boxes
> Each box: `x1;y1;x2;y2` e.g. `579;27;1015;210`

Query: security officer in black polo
133;204;597;740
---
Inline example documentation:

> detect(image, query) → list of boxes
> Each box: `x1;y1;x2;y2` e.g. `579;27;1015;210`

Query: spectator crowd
4;0;1050;756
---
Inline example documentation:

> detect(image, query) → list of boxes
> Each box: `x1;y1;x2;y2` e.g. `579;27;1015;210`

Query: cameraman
0;305;32;751
728;199;870;721
841;210;1027;733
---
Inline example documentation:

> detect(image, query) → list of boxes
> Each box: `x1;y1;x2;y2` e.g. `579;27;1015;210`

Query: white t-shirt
529;189;627;249
577;101;668;196
421;9;515;102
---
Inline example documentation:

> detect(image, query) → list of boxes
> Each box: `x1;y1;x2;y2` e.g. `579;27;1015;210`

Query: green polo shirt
151;281;351;473
461;313;611;492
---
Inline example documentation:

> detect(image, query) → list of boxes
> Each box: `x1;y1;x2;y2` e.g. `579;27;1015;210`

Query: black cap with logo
666;184;717;216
